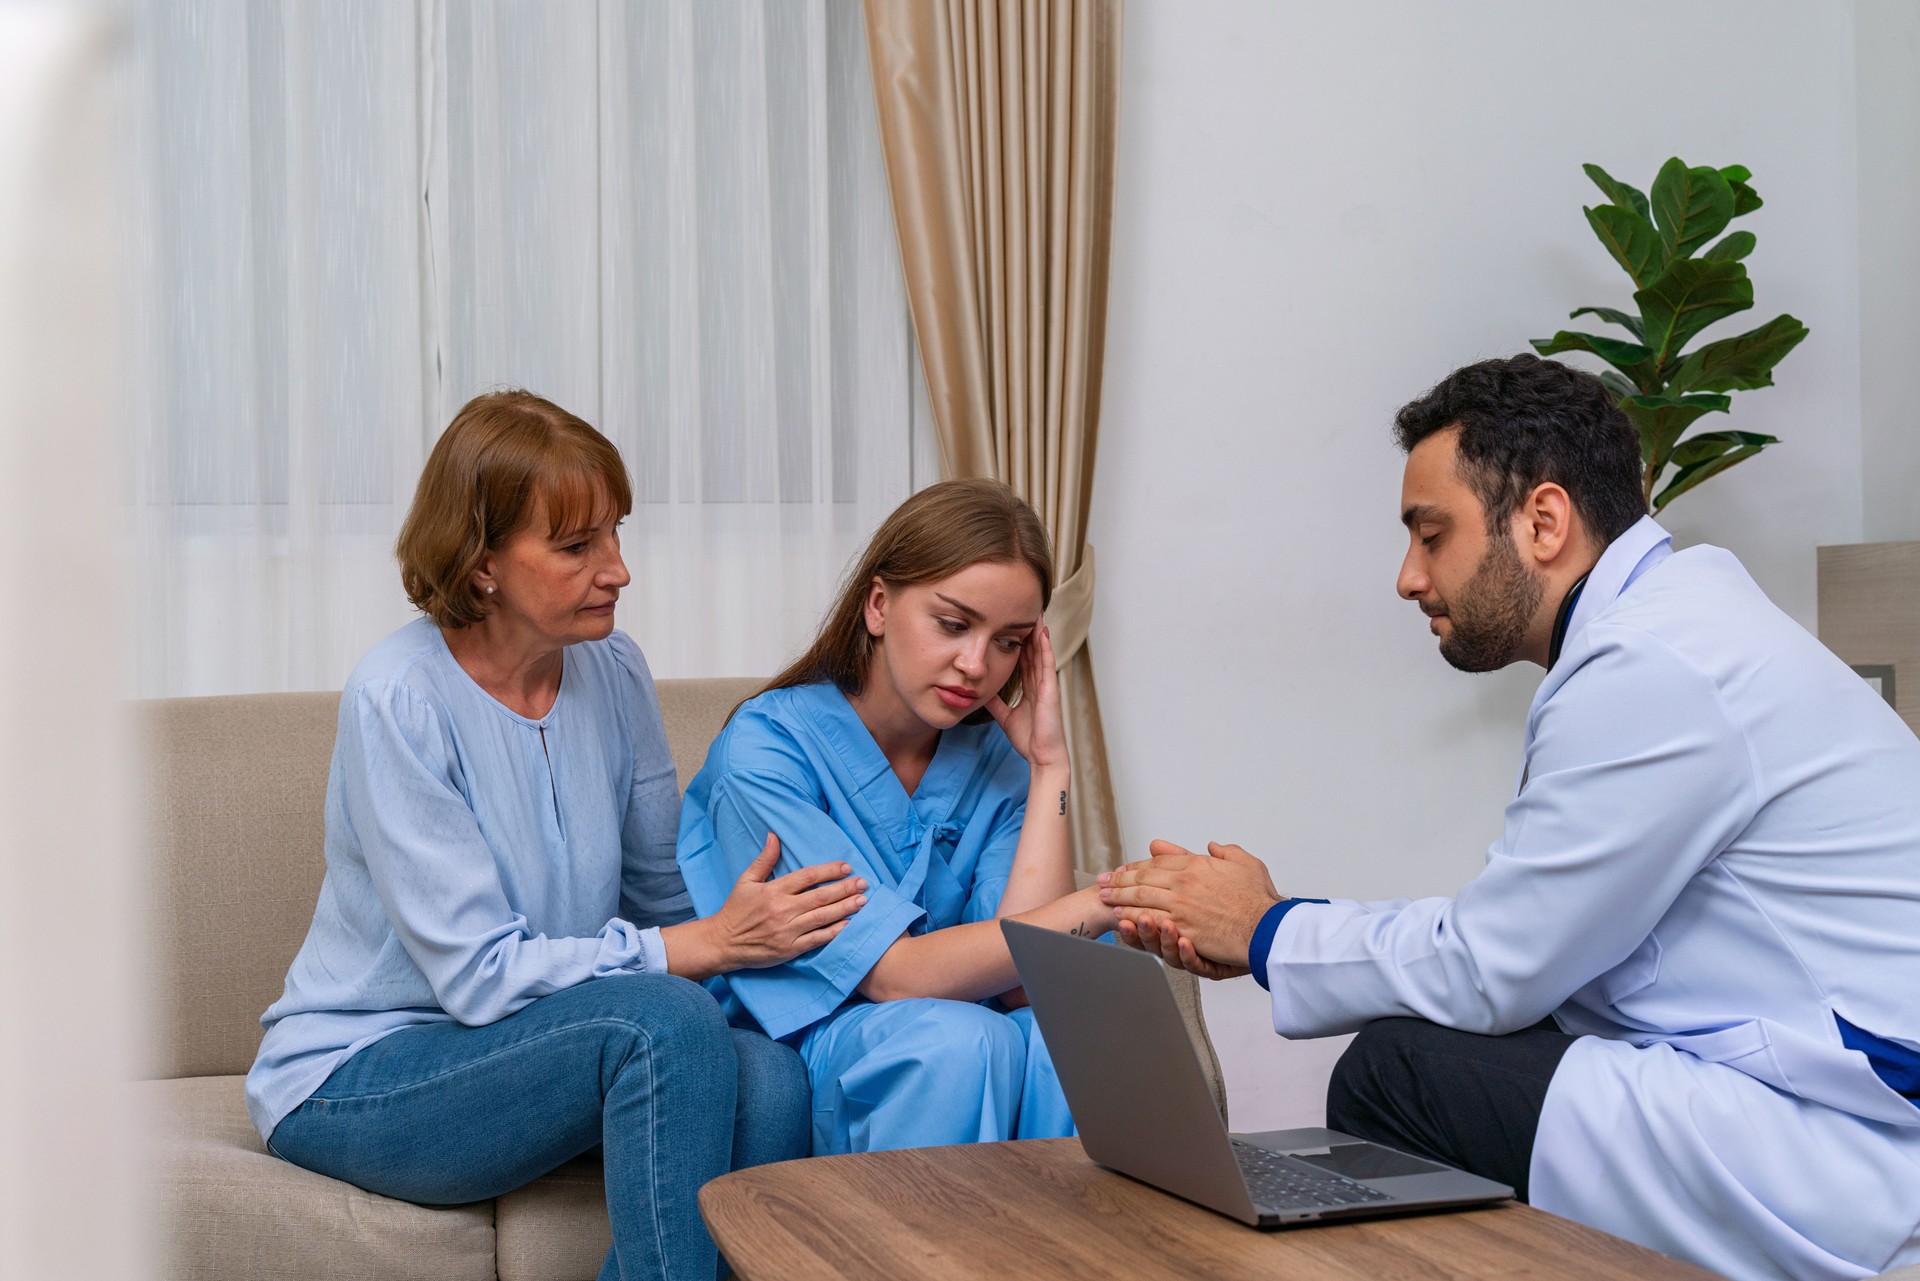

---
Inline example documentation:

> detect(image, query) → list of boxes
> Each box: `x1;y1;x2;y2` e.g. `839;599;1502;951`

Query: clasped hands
1098;839;1283;981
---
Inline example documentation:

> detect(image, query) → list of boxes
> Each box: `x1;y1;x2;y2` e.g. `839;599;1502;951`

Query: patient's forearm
855;886;1111;1003
991;764;1075;917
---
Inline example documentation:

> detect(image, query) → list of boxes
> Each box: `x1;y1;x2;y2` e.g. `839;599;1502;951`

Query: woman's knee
567;973;733;1072
732;1028;808;1118
730;1029;810;1166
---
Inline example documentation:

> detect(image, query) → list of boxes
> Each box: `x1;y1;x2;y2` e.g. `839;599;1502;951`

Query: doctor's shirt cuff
1249;898;1327;991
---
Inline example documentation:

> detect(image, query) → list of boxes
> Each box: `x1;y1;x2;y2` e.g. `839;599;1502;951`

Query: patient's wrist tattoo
1058;789;1067;816
1069;922;1090;937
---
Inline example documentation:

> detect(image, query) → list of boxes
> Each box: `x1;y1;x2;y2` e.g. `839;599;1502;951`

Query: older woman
247;391;865;1281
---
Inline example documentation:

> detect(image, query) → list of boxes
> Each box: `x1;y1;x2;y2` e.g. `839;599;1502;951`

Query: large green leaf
1664;314;1810;394
1584;163;1652;220
1667;428;1778;467
1726;175;1763;217
1701;231;1756;263
1635;258;1753;368
1532;331;1660;389
1585;205;1663;288
1651;158;1735;262
1718;165;1752;184
1569;306;1645;340
1618;393;1732;475
1651;432;1777;511
1597;370;1639;401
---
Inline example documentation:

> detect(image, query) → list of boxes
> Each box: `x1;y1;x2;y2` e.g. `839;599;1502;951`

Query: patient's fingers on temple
1033;625;1057;699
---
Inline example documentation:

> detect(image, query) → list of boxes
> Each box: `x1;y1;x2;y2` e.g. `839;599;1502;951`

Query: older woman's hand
663;835;865;980
711;834;867;969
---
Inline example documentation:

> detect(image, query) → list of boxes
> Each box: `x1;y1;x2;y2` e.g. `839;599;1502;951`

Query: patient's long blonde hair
753;479;1053;722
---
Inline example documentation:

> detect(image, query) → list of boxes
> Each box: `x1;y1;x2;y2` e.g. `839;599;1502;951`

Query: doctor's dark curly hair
1393;354;1646;546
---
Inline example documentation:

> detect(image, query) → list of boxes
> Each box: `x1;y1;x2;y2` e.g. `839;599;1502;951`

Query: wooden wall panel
1817;540;1920;737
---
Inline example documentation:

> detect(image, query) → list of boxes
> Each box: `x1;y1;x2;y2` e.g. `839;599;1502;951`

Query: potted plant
1533;158;1808;512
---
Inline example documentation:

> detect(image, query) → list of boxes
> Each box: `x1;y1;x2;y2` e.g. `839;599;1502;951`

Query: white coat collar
1556;515;1673;665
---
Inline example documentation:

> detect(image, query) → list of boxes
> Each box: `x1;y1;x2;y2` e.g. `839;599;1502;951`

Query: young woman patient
677;478;1117;1155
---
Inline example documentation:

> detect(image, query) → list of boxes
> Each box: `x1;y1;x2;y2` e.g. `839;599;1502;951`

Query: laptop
1001;920;1513;1227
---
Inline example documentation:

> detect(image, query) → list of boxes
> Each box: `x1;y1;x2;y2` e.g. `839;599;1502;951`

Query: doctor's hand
665;835;868;980
1122;913;1250;982
1098;840;1280;973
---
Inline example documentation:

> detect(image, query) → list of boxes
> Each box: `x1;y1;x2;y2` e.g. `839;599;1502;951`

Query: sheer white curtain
130;0;919;697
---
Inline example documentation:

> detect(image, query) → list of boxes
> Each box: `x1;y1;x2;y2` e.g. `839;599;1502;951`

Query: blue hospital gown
676;681;1073;1154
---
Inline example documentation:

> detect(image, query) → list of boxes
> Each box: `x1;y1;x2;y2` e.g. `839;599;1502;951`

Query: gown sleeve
961;748;1029;924
681;762;925;1041
1265;624;1761;1037
340;677;665;1027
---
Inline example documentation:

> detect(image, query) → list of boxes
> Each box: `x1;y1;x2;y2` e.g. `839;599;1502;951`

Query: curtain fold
862;0;1125;873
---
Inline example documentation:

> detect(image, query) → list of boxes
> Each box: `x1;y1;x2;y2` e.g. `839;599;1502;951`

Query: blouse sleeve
611;634;694;942
680;765;924;1041
340;677;665;1026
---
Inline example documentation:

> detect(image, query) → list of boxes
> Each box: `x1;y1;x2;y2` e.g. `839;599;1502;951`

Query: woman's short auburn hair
396;390;633;629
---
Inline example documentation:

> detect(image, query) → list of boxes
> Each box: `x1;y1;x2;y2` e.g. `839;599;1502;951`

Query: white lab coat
1264;517;1920;1280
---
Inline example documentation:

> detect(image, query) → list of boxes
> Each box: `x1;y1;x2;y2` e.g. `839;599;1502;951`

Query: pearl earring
485;586;495;595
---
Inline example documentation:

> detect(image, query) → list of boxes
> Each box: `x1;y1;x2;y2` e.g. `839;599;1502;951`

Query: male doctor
1102;355;1920;1281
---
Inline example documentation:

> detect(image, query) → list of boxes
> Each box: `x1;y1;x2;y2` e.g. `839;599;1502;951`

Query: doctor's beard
1436;529;1543;673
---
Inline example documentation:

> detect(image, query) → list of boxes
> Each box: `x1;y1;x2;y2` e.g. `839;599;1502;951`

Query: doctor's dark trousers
1325;1017;1576;1202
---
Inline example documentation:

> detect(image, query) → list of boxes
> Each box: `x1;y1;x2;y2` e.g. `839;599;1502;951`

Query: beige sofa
140;680;1227;1281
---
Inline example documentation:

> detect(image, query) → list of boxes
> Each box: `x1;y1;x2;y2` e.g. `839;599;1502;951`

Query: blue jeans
267;973;809;1281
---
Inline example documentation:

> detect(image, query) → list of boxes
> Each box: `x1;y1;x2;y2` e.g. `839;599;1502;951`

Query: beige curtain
862;0;1125;874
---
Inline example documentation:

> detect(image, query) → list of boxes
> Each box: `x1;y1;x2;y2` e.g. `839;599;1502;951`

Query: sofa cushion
656;676;762;791
494;1154;613;1281
144;1074;495;1281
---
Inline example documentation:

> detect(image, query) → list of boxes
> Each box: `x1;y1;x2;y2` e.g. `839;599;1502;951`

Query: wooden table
700;1138;1716;1280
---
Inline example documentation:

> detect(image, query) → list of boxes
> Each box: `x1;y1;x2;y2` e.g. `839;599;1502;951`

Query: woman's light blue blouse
245;618;690;1140
677;682;1029;1042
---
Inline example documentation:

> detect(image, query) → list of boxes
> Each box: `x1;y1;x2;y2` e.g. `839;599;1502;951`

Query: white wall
1091;0;1894;1129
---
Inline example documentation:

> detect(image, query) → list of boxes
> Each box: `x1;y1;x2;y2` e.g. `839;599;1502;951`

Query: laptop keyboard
1231;1140;1394;1210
